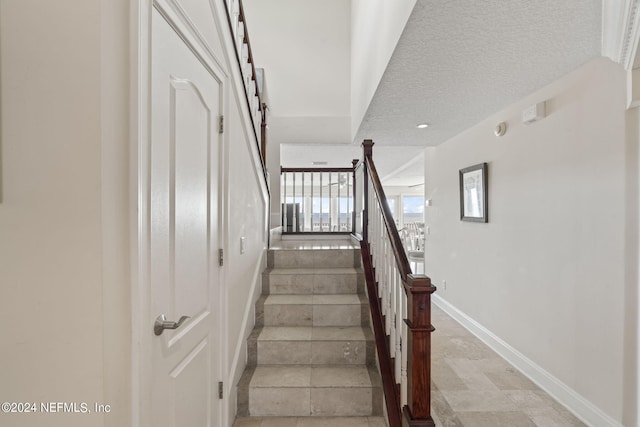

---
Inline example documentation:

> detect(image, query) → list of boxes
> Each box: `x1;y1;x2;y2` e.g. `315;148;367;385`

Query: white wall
222;72;269;427
424;57;631;425
623;70;640;427
350;0;416;139
0;1;131;426
243;0;351;145
0;1;269;426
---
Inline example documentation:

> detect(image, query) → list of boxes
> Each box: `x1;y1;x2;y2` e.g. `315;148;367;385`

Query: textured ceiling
246;0;603;185
355;0;602;146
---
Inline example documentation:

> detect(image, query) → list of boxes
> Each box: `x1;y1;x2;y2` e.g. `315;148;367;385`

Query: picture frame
459;163;488;222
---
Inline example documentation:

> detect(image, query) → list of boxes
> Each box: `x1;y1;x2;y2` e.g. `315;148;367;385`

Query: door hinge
218;381;224;399
218;249;224;267
219;115;224;134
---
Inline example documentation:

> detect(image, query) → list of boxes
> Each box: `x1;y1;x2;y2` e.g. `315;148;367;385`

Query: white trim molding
603;0;640;69
433;295;623;427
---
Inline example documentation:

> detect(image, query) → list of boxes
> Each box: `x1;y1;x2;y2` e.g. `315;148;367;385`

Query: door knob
154;314;190;336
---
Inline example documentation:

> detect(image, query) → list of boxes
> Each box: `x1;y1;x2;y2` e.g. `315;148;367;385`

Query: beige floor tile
432;358;468;391
485;369;538;391
505;390;555;409
265;295;314;305
259;326;313;341
257;341;311;364
233;417;262;427
249;388;310;416
313;305;360;326
523;406;585;427
310;366;371;387
260;417;298;427
457;411;537;427
310;340;366;364
311;326;366;340
297;417;371;427
440;390;518;412
433;335;497;360
251;366;311;387
367;416;387;427
313;294;360;304
310;388;372;416
444;359;501;391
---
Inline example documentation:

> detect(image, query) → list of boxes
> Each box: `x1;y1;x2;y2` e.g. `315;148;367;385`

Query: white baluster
237;22;245;52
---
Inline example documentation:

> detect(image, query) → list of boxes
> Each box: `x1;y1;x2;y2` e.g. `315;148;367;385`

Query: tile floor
429;305;585;426
234;304;586;427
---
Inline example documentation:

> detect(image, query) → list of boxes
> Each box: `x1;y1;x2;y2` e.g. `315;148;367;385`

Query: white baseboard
432;295;622;427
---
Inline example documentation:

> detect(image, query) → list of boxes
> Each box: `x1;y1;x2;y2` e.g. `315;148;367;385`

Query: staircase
237;239;383;418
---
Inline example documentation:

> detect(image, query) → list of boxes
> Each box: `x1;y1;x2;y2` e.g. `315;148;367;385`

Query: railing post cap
362;139;374;156
405;274;436;292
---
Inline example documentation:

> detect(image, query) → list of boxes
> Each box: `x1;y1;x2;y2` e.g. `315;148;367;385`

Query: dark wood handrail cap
362;139;374;157
404;279;437;294
404;320;436;332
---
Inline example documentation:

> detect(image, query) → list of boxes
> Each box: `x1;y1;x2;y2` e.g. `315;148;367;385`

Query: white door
149;8;221;427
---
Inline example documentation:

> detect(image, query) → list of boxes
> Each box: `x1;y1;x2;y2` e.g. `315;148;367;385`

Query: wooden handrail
356;139;436;427
363;154;411;281
222;0;268;181
238;0;262;112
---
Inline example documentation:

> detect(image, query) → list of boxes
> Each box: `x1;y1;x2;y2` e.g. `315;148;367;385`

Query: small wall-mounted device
522;101;546;124
494;122;507;137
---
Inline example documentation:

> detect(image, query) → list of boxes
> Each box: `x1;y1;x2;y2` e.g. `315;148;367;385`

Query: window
402;196;424;225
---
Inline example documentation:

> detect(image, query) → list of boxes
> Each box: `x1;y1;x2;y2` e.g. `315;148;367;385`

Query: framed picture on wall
459;163;488;222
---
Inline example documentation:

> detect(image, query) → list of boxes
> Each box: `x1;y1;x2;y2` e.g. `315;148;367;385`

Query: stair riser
264;273;361;295
257;340;367;365
249;387;373;417
268;249;361;269
263;304;361;327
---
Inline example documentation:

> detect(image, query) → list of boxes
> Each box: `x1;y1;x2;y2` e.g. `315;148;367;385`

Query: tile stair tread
249;365;374;388
267;267;359;273
258;326;367;341
264;294;361;305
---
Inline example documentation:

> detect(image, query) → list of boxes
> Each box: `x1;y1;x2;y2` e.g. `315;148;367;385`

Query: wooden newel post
361;139;374;242
403;274;436;427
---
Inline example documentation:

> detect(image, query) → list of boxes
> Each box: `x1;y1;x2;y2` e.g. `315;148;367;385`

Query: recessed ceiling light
416;123;429;129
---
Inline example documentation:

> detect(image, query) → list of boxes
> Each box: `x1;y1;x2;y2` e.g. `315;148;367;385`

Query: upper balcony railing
223;0;268;167
281;164;357;234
